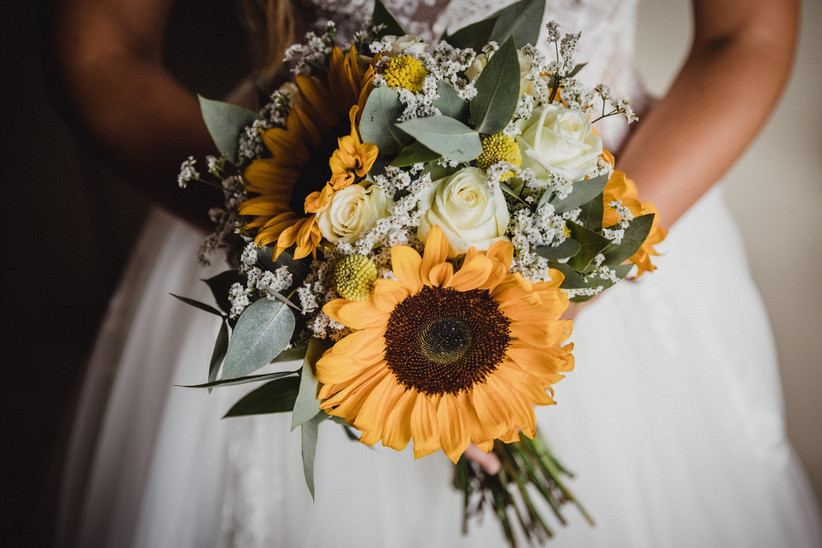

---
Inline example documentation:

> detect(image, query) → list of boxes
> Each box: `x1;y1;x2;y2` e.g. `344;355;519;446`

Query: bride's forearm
51;0;221;230
616;0;798;228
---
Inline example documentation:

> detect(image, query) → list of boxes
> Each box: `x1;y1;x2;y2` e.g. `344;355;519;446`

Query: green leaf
181;370;297;389
198;95;262;163
433;82;469;122
291;338;331;431
566;221;611;272
202;271;245;314
221;298;296;379
273;347;308;363
602;214;655;266
443;16;499;52
533;239;581;261
499;181;527;204
223;377;300;417
489;0;546;46
577;191;604;231
549;261;589;289
170;294;223;317
470;37;520;135
371;0;404;38
301;413;324;499
207;320;230;390
567;62;588;78
569;263;633;303
390;142;440;167
360;87;406;156
549;174;609;214
395;117;482;162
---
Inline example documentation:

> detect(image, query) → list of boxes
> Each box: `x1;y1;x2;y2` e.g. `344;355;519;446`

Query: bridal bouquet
177;0;665;543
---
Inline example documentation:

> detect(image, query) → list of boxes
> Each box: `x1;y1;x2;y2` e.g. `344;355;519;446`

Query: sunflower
316;226;574;463
238;47;376;259
601;151;667;276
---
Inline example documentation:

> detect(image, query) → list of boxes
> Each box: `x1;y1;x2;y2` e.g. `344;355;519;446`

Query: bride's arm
617;0;798;226
51;0;222;229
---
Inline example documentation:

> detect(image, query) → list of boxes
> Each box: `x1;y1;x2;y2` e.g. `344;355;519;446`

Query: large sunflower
239;47;375;259
601;151;667;276
316;226;574;463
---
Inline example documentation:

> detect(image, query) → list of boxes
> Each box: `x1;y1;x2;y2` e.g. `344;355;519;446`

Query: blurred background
1;0;819;545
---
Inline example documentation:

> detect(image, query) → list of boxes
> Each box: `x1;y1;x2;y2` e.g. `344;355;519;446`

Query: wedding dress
59;0;822;546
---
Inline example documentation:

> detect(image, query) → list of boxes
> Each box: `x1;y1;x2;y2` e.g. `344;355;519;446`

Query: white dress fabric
60;0;822;546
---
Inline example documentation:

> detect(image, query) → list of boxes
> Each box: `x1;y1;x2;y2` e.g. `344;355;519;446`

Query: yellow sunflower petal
437;394;471;463
337;300;390;329
411;394;441;459
371;279;410;314
447;253;494;291
390;246;424;294
421;225;450;284
380;388;417;451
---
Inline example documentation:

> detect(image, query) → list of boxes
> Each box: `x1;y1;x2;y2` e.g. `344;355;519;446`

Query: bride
54;0;822;546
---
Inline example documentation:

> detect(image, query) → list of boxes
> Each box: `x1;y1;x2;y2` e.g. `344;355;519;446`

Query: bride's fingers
463;443;501;475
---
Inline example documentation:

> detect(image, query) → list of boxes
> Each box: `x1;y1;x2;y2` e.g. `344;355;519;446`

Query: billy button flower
476;134;522;181
334;254;378;301
382;55;428;93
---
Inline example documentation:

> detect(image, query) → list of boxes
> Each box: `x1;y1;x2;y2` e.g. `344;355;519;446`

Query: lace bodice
295;0;648;148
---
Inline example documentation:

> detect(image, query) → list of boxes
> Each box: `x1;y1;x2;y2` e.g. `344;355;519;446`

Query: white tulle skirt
60;185;822;547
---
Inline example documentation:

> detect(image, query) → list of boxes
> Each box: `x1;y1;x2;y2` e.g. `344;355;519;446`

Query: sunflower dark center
384;286;510;395
288;117;351;214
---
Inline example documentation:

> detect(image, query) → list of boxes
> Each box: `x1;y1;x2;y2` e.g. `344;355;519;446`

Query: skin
51;0;799;473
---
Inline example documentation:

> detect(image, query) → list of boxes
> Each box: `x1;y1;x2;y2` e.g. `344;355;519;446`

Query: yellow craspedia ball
476;134;522;180
383;55;428;93
563;223;572;238
334;255;378;301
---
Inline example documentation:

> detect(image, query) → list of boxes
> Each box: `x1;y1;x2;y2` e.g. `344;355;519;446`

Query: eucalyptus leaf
181;370;298;389
533;239;581;261
602;214;655;266
198;95;262;163
489;0;546;46
548;262;588;289
566;221;611;272
291;338;331;431
170;294;223;317
395;117;482;162
549;174;609;214
371;0;404;38
577;191;604;231
301;413;324;499
223;377;300;417
360;87;406;155
442;16;499;51
221;298;296;379
470;37;520;135
433;81;469;122
390;142;440;167
207;320;230;389
203;270;245;314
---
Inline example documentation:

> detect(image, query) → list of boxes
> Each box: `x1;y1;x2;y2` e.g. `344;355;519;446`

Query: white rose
517;104;603;181
317;184;391;244
417;167;510;256
464;50;534;97
382;34;427;56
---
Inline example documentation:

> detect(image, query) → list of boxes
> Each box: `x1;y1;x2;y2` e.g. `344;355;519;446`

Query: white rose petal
417;167;510;256
383;34;427;56
517;104;603;181
317;184;391;244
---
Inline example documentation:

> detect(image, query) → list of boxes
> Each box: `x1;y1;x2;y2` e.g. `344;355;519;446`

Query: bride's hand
463;444;501;474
